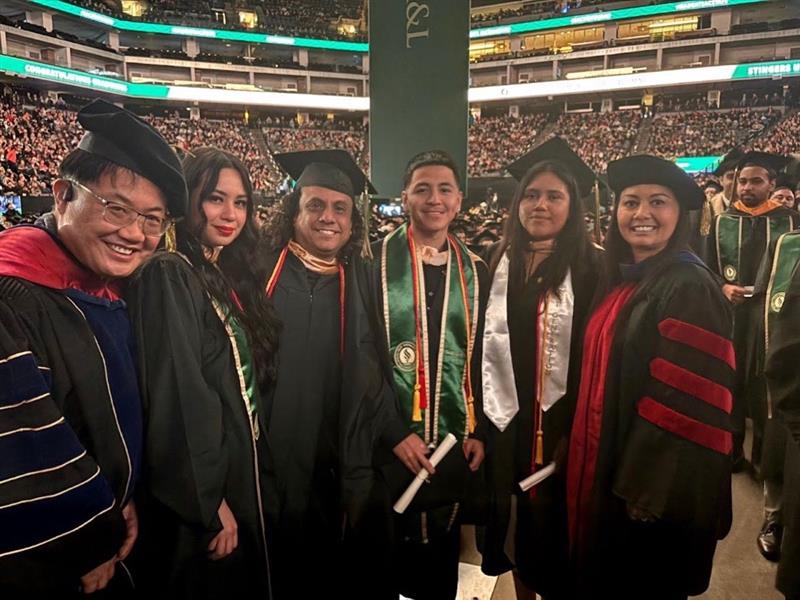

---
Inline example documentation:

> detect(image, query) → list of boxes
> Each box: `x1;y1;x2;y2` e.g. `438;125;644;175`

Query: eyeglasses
67;179;171;237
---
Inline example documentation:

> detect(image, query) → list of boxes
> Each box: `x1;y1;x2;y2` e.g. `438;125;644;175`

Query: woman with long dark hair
127;146;279;598
567;155;735;599
481;138;601;600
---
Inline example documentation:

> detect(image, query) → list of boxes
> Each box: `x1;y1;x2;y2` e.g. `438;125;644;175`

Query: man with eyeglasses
0;99;186;596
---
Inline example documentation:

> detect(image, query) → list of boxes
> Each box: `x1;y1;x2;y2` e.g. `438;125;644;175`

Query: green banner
369;0;469;197
732;60;800;80
0;54;168;98
675;155;723;173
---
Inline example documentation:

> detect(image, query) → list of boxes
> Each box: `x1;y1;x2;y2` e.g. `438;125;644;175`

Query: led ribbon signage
26;0;767;51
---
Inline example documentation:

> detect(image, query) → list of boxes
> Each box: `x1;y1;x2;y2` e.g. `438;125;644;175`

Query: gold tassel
593;180;602;245
534;429;544;466
360;188;373;260
467;395;476;434
700;199;712;237
165;221;177;253
412;382;422;422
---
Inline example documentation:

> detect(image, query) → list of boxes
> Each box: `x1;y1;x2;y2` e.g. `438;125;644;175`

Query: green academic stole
763;232;800;418
211;301;261;441
716;214;796;283
381;223;479;444
765;232;800;350
716;214;743;283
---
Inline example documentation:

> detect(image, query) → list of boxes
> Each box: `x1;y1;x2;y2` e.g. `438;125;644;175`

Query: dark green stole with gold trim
765;232;800;349
716;214;795;284
381;223;479;444
763;232;800;418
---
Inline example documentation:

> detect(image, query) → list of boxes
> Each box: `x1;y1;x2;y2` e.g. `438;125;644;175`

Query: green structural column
369;1;470;198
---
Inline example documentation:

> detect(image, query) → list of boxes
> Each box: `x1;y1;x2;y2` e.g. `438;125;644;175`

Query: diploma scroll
393;433;458;514
518;462;556;492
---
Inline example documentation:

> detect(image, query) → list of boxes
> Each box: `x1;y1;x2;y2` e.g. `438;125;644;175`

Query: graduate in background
763;229;800;600
705;152;798;475
363;150;489;600
127;147;278;597
709;147;745;216
568;155;734;599
258;150;396;598
0;100;185;596
480;138;601;600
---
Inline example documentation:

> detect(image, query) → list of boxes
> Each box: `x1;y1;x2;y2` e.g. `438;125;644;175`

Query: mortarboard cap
77;99;187;217
607;154;704;210
273;149;376;197
774;173;796;192
713;147;745;176
735;151;790;177
505;136;597;198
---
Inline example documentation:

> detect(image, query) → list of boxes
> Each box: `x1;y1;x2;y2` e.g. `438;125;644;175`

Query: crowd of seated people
753;110;800;156
551;110;642;172
0;88;280;195
264;125;368;174
467;112;550;176
5;85;800;201
646;107;781;158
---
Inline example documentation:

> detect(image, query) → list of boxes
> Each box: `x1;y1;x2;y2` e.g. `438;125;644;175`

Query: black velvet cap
713;147;745;176
76;99;187;217
274;149;376;197
607;154;705;210
505;136;597;198
735;151;791;178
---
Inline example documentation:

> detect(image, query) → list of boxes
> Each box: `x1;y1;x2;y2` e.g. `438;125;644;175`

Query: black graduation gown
705;205;799;462
572;255;734;599
763;245;800;598
125;252;270;599
358;239;489;599
481;252;599;598
259;249;396;599
0;228;138;596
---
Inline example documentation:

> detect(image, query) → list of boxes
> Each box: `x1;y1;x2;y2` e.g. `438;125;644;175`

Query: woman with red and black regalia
567;155;735;599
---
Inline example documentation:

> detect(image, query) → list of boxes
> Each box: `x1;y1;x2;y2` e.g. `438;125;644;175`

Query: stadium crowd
4;88;800;200
647;108;781;158
467;112;550;175
552;110;643;171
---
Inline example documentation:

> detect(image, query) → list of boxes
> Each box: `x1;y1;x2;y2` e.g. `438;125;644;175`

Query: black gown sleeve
127;255;226;531
613;268;735;531
0;292;123;587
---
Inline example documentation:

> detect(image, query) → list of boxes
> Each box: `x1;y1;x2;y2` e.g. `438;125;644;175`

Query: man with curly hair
258;150;395;598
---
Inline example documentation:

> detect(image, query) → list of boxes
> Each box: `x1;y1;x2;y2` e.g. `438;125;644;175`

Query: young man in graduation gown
706;152;799;472
363;150;489;600
763;230;800;598
0;100;186;596
751;218;800;565
258;150;396;598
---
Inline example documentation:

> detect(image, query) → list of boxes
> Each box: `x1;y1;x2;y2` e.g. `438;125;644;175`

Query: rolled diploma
518;462;556;492
393;433;458;514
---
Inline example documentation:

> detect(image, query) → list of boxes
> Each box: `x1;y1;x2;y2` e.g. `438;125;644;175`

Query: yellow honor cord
467;395;476;434
412;382;422;422
535;428;544;466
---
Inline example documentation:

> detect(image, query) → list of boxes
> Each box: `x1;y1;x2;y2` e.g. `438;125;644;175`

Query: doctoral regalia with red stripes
567;252;735;598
